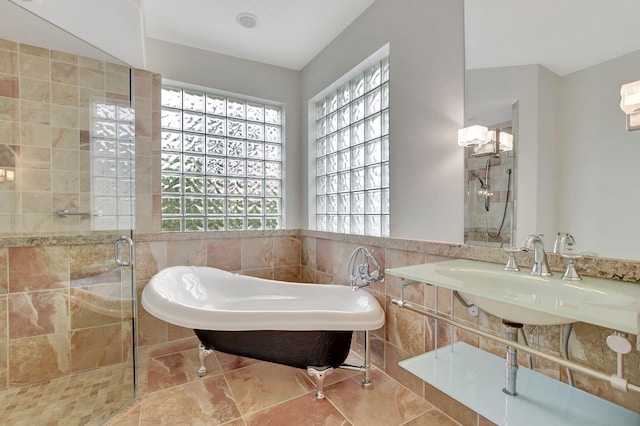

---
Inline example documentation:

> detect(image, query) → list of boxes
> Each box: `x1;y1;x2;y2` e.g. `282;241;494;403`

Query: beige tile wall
0;38;133;235
0;239;133;389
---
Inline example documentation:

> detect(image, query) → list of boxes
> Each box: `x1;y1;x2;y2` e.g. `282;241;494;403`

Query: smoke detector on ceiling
236;13;259;29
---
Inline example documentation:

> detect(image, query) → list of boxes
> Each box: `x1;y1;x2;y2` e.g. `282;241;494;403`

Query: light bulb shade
620;80;640;114
496;131;513;152
458;125;489;147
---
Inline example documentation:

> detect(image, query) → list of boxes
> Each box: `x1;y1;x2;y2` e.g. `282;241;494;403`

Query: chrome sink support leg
198;343;214;377
503;321;524;396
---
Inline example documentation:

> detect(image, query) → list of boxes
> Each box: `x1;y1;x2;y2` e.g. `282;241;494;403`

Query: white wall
558;49;640;260
144;38;303;229
301;0;465;243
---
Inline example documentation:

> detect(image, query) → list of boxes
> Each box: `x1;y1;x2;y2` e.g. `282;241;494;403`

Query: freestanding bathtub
141;265;385;397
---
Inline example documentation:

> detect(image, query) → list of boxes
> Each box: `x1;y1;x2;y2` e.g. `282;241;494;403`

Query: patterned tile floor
104;340;461;426
0;338;462;425
0;363;135;425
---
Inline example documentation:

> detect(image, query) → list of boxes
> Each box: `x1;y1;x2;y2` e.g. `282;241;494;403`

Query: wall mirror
465;0;640;261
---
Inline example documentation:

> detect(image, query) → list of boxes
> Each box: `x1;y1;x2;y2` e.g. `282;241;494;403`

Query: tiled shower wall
0;38;143;393
0;238;134;390
464;153;516;248
0;38;132;233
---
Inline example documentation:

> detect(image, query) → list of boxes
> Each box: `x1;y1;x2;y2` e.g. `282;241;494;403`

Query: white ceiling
142;0;376;71
465;0;640;76
4;0;640;76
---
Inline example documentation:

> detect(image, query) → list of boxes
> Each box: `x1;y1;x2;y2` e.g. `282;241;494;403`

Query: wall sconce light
458;125;513;157
620;80;640;131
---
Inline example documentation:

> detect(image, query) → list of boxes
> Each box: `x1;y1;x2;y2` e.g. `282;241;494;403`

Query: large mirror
465;0;640;261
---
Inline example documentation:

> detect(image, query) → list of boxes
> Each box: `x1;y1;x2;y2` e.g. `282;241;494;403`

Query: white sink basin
386;259;640;333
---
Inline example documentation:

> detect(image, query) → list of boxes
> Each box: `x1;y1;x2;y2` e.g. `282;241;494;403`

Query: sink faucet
521;234;552;276
553;232;575;254
554;232;582;280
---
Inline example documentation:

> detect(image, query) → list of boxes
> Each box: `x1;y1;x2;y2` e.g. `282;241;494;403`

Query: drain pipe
502;321;523;396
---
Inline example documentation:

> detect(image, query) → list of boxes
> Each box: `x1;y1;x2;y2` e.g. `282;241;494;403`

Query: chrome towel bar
56;209;101;218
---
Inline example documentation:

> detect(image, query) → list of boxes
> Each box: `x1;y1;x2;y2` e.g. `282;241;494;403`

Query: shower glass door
0;2;137;424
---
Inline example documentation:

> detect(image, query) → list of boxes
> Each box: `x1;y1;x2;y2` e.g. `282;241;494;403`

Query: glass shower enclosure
0;2;137;424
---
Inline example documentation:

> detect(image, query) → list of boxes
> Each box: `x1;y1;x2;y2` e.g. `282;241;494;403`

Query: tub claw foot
198;344;214;377
307;366;334;399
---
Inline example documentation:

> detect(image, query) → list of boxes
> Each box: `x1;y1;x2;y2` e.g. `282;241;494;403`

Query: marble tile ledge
300;230;640;284
0;231;127;247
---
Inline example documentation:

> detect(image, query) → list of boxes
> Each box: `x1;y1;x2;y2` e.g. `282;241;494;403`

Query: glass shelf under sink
399;342;640;426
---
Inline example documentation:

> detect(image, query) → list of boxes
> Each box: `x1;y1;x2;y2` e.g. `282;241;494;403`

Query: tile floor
105;338;461;426
0;363;134;425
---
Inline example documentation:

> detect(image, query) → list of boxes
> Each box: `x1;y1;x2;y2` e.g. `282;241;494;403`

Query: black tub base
194;329;353;369
194;329;362;398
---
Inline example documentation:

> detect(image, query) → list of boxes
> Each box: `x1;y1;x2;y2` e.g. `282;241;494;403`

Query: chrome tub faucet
521;234;552;276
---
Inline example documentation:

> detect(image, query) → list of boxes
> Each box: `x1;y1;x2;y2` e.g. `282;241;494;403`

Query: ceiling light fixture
236;13;259;29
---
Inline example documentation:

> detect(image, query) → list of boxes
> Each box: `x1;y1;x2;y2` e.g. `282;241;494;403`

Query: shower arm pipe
391;297;640;394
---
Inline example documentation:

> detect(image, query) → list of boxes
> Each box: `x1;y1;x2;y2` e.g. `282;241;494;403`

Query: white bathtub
142;265;385;397
141;265;385;331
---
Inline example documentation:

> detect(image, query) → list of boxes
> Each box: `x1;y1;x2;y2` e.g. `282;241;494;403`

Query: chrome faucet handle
503;247;521;271
560;252;583;281
553;232;576;254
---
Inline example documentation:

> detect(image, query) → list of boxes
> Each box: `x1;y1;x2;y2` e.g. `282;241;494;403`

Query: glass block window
160;86;283;232
315;56;389;236
91;100;136;230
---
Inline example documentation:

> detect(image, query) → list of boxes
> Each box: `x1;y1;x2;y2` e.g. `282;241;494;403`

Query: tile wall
0;38;132;234
0;237;134;391
464;153;516;248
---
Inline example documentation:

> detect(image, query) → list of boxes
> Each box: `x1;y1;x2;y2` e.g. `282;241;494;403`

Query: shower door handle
115;236;134;267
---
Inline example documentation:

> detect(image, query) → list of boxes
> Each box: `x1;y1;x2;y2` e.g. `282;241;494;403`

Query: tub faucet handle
348;247;384;290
